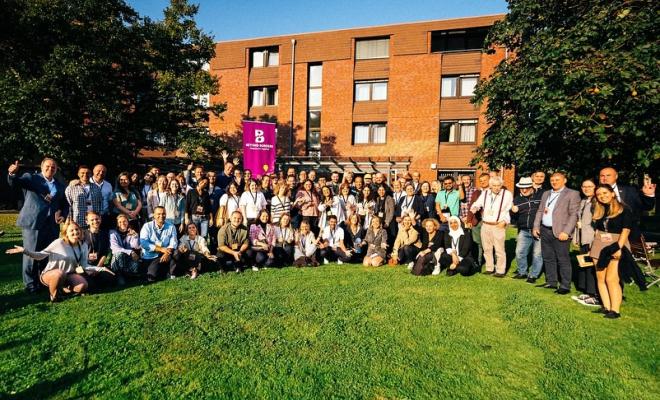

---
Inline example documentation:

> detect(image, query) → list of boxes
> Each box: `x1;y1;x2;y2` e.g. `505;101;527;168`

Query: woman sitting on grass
439;216;476;276
293;220;318;267
362;216;388;267
412;218;444;276
247;210;276;271
391;215;420;270
109;214;141;285
6;221;90;302
175;222;215;279
274;213;295;266
589;184;632;319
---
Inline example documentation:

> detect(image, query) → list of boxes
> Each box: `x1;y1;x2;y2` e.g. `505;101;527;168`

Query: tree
472;0;659;183
0;0;225;173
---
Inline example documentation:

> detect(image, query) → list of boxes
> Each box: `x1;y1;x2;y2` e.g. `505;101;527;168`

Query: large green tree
473;0;659;182
0;0;225;172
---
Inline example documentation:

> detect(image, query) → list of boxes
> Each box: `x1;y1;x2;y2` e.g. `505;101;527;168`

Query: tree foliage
0;0;226;172
472;0;659;182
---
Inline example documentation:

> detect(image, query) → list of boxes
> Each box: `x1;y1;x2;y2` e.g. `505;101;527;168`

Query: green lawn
0;214;658;400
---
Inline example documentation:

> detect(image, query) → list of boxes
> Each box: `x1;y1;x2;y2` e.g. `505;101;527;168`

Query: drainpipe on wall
289;39;296;156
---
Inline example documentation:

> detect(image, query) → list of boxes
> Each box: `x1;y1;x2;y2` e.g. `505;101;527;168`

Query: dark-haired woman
112;172;142;231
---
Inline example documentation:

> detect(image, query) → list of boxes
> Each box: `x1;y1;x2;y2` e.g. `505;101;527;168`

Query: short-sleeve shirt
322;226;345;248
593;205;633;234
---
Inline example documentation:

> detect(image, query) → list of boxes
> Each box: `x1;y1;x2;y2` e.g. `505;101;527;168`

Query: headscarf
448;216;464;241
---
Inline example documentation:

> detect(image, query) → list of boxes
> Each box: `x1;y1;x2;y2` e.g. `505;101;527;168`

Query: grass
0;213;658;399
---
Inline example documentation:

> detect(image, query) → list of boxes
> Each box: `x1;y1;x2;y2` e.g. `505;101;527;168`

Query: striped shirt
270;195;291;223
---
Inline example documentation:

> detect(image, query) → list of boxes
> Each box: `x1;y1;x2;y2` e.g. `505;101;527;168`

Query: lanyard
300;236;306;250
403;196;413;210
88;232;97;253
282;227;290;241
546;192;561;208
189;239;196;251
329;228;336;245
603;217;610;233
230;227;240;244
230;195;239;209
452;237;459;250
249;191;258;206
71;243;82;265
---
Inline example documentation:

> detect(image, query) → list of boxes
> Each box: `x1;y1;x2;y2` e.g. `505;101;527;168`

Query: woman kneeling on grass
412;218;444;276
589;184;632;319
175;223;216;279
6;221;91;302
362;216;388;267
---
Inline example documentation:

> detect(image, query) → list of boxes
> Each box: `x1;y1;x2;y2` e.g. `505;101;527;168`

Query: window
307;64;322;155
251;47;279;68
353;123;387;145
441;75;479;98
250;86;278;107
355;38;389;60
355;80;388;101
440;120;477;143
431;28;489;52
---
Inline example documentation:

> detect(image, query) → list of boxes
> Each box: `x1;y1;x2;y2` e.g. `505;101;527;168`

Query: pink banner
242;120;276;179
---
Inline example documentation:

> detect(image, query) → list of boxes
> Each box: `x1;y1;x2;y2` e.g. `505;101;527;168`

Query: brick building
209;14;512;185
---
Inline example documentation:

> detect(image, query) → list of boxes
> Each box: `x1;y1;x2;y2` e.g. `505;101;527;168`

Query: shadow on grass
0;290;47;317
2;365;99;400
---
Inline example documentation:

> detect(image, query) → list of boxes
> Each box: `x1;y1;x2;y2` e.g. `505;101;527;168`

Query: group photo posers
5;158;656;319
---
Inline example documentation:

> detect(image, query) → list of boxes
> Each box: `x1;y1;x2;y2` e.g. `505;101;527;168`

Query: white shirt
239;191;267;219
219;194;241;218
541;188;564;227
470;189;513;224
322;226;345;248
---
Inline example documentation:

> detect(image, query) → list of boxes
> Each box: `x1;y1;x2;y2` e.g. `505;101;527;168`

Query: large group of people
5;158;656;319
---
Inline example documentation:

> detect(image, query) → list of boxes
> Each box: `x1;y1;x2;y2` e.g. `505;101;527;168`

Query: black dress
412;230;444;276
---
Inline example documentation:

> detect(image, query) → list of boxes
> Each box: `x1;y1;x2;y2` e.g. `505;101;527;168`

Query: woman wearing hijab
439;216;476;276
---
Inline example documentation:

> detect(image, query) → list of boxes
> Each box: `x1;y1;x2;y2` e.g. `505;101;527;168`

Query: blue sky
128;0;509;41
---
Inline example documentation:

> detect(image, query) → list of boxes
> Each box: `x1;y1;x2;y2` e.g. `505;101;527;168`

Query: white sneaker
432;265;440;276
337;260;343;265
323;258;329;265
251;266;259;272
407;262;414;270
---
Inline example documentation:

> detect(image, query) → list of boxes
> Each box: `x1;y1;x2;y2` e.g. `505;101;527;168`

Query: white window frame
355;38;390;60
441;75;479;98
440;120;477;144
354;80;388;102
251;48;279;68
353;123;387;145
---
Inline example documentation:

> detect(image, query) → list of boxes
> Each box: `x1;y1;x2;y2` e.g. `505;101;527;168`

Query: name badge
196;205;204;213
231;243;238;250
442;212;450;220
89;253;98;262
188;253;196;261
485;209;496;217
155;241;162;247
378;212;384;218
600;233;613;242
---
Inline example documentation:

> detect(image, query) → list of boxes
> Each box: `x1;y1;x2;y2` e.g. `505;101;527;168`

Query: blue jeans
191;215;209;239
515;229;542;278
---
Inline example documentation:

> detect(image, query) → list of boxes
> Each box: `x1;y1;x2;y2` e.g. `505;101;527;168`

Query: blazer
8;172;66;230
533;187;581;239
617;184;655;217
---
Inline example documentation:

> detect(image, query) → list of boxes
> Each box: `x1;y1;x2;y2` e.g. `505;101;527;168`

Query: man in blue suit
7;158;67;293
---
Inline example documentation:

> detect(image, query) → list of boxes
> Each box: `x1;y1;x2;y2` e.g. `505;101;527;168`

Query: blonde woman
6;221;91;302
146;175;169;220
362;216;388;267
589;184;633;319
391;215;420;269
293;220;318;267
